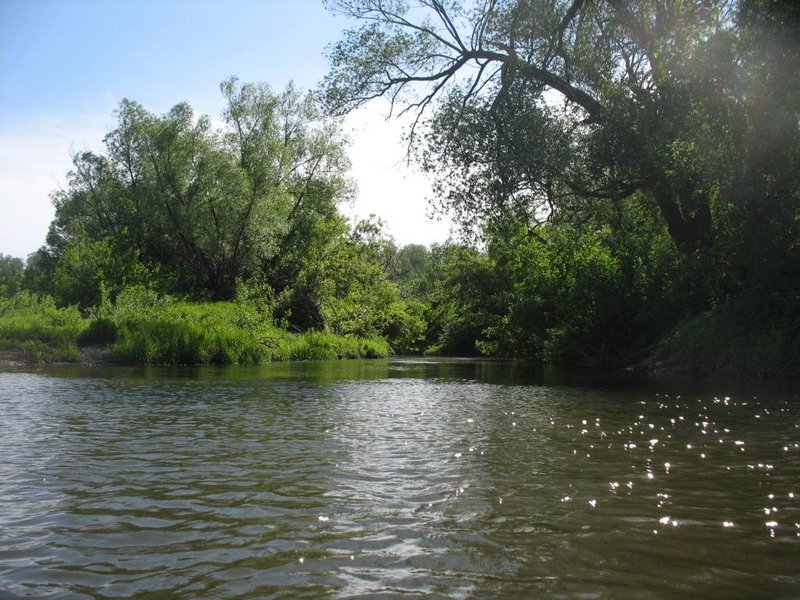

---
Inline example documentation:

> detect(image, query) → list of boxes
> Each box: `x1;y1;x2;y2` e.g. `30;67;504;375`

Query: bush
0;286;393;366
652;290;800;378
77;318;118;346
102;288;392;365
0;292;86;361
383;300;427;354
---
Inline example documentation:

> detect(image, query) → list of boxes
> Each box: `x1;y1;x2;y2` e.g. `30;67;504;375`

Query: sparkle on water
0;360;798;599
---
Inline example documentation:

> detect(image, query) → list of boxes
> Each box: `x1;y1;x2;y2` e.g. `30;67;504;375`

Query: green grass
0;289;392;366
105;300;263;365
651;291;800;379
272;330;391;362
103;295;392;365
0;292;87;362
110;311;391;365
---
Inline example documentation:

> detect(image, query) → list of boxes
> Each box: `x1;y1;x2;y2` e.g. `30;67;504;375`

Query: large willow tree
322;0;800;256
321;0;799;368
47;79;350;304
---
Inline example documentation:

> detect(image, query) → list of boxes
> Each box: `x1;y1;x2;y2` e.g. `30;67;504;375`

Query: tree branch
473;47;604;119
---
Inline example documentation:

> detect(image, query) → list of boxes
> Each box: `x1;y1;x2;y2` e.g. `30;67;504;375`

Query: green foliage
418;198;696;365
388;244;433;300
108;315;262;365
323;0;765;252
26;79;411;360
481;209;688;364
52;238;154;308
321;0;800;375
21;249;57;297
0;254;24;297
77;317;117;347
0;292;86;361
0;284;392;366
382;299;427;355
93;286;390;365
653;287;800;378
285;217;427;354
273;331;391;362
98;289;261;365
44;79;350;307
424;245;500;356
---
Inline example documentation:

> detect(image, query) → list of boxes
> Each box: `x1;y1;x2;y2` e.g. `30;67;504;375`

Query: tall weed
0;292;86;360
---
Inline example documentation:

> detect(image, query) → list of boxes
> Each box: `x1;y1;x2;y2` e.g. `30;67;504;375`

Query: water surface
1;359;798;598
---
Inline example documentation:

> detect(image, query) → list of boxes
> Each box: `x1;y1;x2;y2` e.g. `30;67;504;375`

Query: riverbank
636;290;800;379
0;345;111;367
0;293;391;366
0;332;391;367
3;290;797;379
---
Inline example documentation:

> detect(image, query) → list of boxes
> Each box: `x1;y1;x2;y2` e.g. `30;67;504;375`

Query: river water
1;359;798;598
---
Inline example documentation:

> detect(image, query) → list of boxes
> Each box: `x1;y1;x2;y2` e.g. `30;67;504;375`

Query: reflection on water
0;359;798;598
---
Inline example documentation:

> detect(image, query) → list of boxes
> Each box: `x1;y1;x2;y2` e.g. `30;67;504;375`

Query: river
1;358;798;598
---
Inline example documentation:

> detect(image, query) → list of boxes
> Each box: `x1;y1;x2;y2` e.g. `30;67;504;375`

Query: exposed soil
0;345;111;367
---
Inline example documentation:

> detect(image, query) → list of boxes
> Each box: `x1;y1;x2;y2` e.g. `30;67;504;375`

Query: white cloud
0;101;453;259
0;115;111;258
342;100;453;247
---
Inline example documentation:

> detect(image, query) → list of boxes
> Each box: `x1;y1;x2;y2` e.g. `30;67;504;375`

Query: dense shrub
653;287;800;378
0;292;86;361
0;286;392;365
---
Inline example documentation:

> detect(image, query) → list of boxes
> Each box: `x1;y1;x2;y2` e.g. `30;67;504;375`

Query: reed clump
0;292;87;362
0;287;390;365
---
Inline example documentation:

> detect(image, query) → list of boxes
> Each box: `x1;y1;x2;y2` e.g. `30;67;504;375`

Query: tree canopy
17;79;426;353
317;0;800;374
46;78;350;305
322;0;800;254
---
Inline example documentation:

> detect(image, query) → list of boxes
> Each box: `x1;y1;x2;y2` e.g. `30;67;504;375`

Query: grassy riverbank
3;288;797;379
0;292;390;366
644;291;800;379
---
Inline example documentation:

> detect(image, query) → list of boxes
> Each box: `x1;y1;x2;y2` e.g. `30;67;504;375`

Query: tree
46;79;351;306
388;243;433;299
417;242;501;355
0;254;24;297
321;0;798;255
321;1;800;367
292;217;427;352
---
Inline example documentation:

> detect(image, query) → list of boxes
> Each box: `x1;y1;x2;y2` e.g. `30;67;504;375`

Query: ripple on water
0;367;799;598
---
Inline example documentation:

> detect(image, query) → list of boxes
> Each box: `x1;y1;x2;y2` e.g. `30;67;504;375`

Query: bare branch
472;0;499;51
429;0;468;52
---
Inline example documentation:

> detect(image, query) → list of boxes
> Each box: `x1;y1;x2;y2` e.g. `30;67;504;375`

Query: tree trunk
651;180;712;254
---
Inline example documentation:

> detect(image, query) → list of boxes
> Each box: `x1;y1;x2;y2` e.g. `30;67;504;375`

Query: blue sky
0;0;449;258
